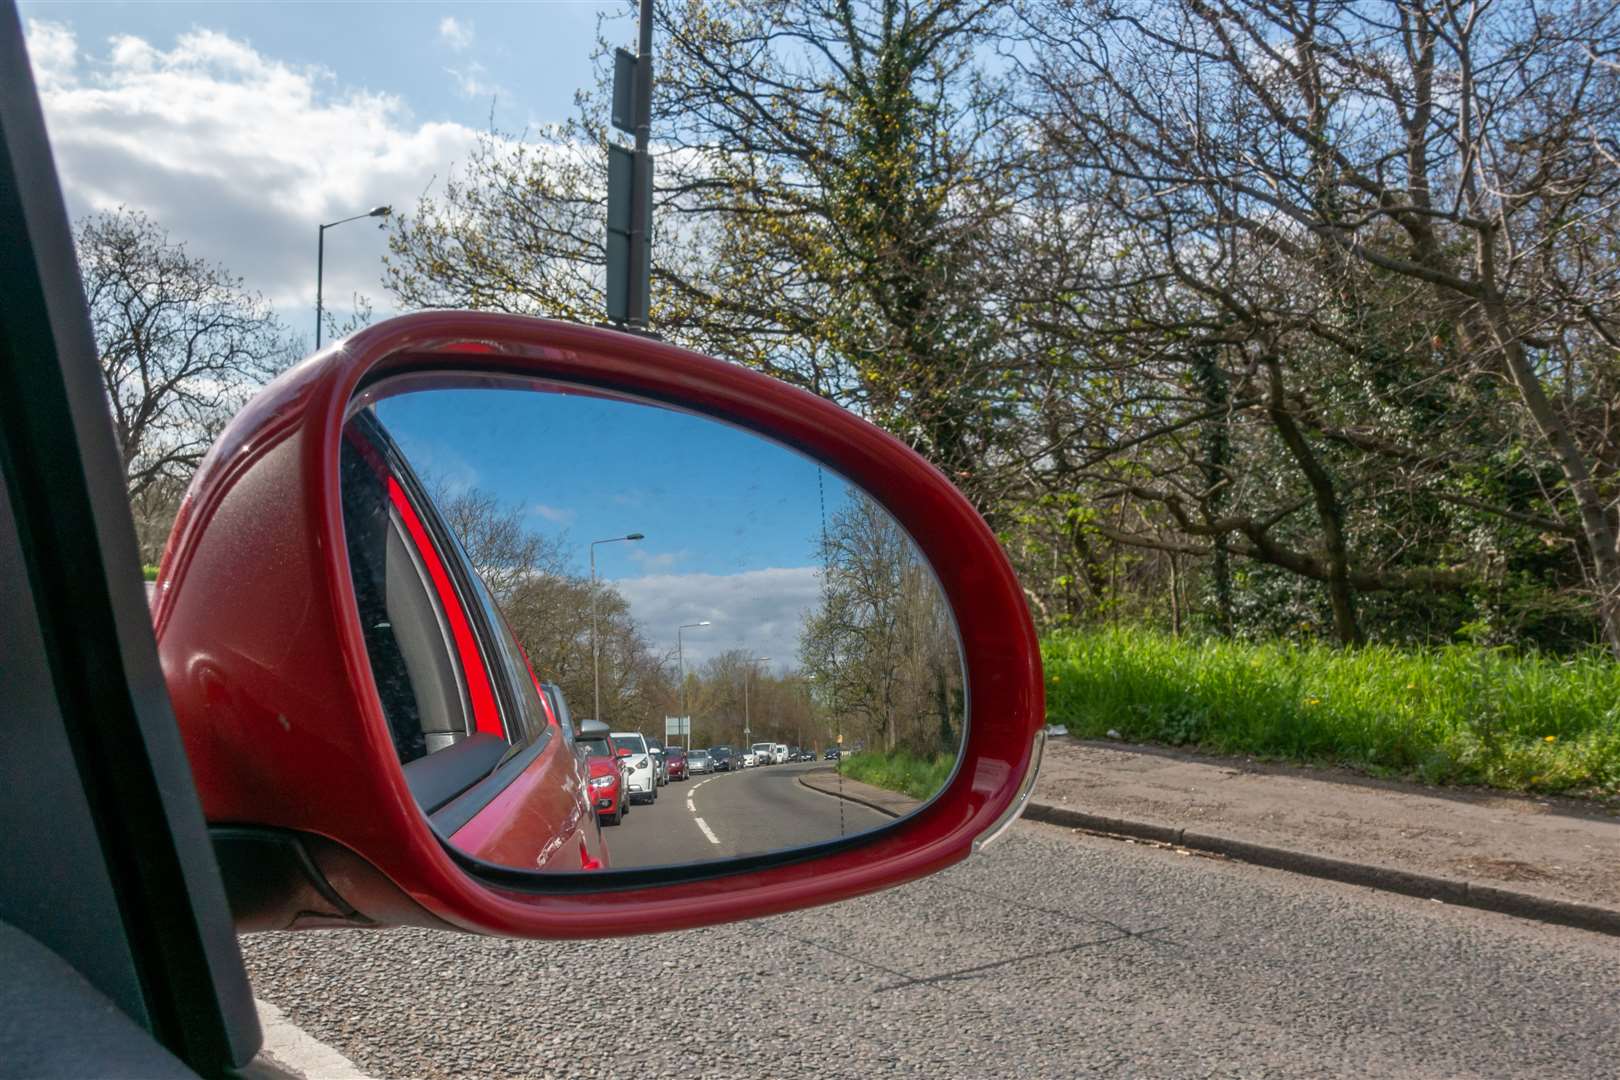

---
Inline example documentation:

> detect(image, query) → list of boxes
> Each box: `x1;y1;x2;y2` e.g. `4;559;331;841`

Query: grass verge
837;749;955;801
1043;627;1620;796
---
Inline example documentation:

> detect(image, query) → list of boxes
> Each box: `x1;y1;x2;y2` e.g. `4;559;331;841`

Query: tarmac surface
243;818;1620;1079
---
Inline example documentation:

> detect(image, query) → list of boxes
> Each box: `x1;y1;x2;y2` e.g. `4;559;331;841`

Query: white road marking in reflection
694;817;721;845
686;798;696;812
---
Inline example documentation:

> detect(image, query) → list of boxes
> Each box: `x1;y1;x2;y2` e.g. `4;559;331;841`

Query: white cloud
24;19;485;333
446;60;503;102
438;16;474;52
613;566;823;670
531;502;576;525
627;547;689;573
24;18;76;92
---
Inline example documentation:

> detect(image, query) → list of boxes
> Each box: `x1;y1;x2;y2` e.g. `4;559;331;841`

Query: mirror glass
339;378;965;873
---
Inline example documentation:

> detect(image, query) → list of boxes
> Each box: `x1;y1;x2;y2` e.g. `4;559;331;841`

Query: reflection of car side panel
444;736;597;870
345;412;607;872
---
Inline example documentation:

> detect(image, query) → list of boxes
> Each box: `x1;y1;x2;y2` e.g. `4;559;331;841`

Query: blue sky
20;2;631;333
376;388;855;667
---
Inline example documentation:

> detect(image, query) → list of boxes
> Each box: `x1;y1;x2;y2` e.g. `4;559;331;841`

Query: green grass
142;564;160;581
1043;627;1620;797
838;748;956;801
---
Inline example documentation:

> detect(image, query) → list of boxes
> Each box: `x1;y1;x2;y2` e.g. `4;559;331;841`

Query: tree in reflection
434;483;676;725
800;493;963;755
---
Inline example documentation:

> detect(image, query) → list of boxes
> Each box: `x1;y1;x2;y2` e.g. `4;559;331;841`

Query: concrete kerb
795;766;1620;937
797;768;917;819
1022;801;1620;938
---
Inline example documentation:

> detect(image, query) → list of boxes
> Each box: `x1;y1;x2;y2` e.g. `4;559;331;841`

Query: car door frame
0;5;260;1073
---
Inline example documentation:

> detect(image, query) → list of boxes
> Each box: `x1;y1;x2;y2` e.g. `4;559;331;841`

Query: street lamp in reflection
677;620;711;751
589;532;645;723
743;656;770;751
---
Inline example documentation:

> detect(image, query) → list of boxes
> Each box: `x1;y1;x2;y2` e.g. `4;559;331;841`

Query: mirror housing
154;312;1043;937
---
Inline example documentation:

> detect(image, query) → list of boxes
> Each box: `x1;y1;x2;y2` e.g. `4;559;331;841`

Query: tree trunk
1193;346;1236;636
1262;355;1363;646
1485;300;1620;657
1168;549;1182;636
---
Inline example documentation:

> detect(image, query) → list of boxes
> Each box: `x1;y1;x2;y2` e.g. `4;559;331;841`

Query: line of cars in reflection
561;715;827;828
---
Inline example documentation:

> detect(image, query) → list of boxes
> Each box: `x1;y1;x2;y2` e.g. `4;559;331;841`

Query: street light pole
315;205;391;350
590;532;645;723
677;621;710;751
743;655;769;752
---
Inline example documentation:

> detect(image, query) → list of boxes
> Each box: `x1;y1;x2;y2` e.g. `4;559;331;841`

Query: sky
19;1;631;334
376;387;856;669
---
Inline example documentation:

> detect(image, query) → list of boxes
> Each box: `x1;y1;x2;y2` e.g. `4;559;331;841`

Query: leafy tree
800;491;962;752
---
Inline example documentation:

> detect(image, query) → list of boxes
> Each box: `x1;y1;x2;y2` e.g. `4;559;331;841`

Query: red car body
577;733;627;826
586;753;625;822
665;748;688;781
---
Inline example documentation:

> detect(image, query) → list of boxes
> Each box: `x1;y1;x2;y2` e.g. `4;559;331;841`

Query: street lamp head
368;205;392;217
697;620;711;626
625;532;645;541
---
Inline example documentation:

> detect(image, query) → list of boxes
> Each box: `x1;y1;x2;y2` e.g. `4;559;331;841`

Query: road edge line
255;998;373;1079
1022;801;1620;938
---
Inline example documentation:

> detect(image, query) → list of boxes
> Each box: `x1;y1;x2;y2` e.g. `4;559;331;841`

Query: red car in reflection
665;747;689;781
575;724;627;825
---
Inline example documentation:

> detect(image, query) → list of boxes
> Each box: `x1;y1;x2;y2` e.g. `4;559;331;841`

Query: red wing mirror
155;313;1043;937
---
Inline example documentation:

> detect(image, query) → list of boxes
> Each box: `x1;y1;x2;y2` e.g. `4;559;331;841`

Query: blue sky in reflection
375;388;851;666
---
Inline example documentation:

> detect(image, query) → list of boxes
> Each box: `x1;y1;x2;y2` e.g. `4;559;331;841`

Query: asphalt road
607;760;892;867
242;820;1620;1079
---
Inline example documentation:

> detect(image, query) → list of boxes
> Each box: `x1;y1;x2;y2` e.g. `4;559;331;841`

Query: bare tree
427;482;675;725
1018;0;1620;649
78;208;292;502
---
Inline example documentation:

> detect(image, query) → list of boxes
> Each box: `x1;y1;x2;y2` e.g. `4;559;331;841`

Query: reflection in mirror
340;381;964;873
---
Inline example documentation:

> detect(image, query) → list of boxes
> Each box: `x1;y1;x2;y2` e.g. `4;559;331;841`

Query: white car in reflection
740;750;759;768
611;731;659;804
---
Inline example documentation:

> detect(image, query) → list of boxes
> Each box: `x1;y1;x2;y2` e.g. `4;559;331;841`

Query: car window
341;412;550;766
342;431;481;763
612;733;647;755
